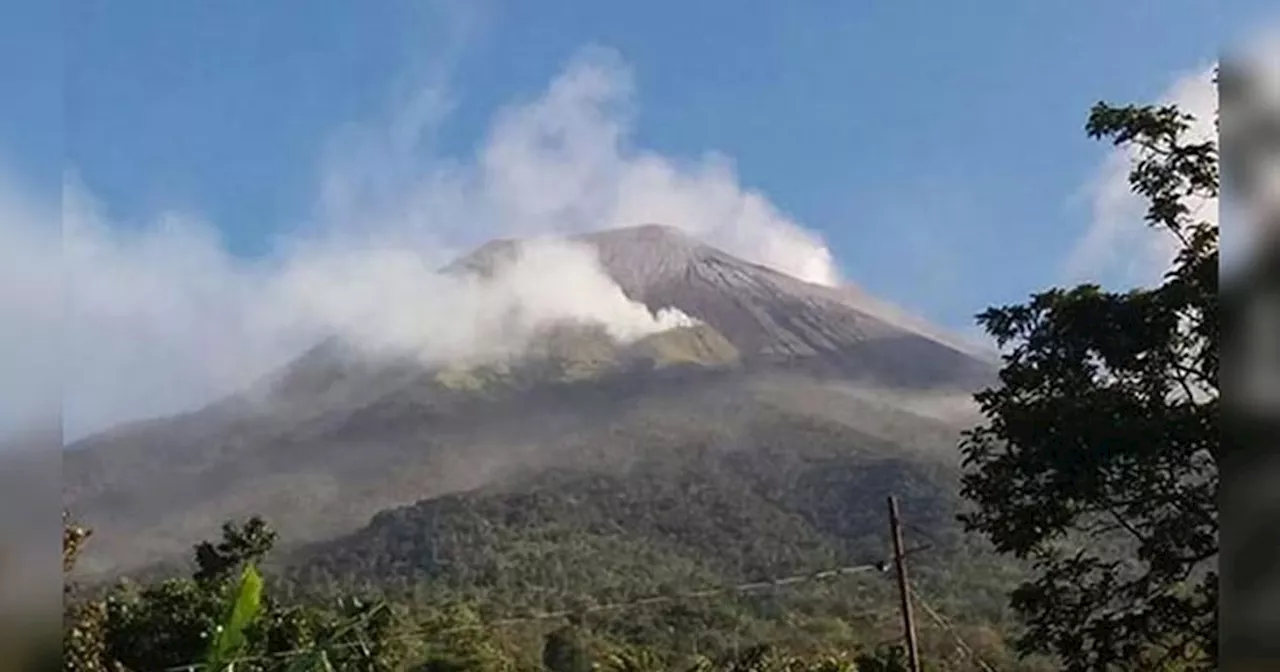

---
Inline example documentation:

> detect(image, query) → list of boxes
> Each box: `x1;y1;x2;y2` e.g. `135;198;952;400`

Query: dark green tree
542;624;593;672
959;94;1218;670
63;516;411;672
193;515;278;586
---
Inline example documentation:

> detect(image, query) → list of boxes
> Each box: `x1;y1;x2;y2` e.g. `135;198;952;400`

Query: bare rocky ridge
60;224;994;579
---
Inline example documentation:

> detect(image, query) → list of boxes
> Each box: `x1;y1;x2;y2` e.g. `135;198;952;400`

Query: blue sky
1;1;1275;435
9;1;1263;319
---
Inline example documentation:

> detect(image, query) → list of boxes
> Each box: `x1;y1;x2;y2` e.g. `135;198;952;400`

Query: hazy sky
1;1;1274;437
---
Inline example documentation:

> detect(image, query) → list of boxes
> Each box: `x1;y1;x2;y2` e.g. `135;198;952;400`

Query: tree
958;94;1218;670
62;513;122;672
542;624;593;672
193;516;278;586
63;515;413;672
412;603;509;672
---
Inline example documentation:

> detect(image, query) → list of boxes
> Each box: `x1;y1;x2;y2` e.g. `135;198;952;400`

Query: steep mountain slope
61;225;993;580
453;225;995;389
273;407;1022;661
282;413;965;603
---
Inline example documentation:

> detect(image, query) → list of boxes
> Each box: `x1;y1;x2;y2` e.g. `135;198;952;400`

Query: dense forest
54;513;1044;672
55;406;1034;670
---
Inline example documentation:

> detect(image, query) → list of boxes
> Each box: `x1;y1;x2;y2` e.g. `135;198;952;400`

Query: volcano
61;225;995;578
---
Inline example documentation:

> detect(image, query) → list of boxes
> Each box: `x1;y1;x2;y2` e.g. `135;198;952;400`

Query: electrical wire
158;561;889;672
906;584;998;672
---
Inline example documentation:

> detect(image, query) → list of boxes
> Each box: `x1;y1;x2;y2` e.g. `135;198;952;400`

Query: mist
1;48;839;441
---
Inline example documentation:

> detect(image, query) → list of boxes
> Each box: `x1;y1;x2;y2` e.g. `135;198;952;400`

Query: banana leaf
203;563;264;671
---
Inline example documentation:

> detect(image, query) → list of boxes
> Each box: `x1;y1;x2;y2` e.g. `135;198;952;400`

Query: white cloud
2;47;838;440
1064;65;1219;287
1067;25;1280;285
320;47;839;285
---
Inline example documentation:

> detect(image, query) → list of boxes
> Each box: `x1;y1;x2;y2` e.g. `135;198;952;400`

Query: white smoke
318;47;839;286
56;180;696;439
269;237;696;364
3;47;832;440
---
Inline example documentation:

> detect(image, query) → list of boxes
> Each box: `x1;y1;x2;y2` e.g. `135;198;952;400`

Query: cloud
1067;25;1280;285
478;49;839;285
320;47;839;285
3;47;837;440
1064;65;1219;287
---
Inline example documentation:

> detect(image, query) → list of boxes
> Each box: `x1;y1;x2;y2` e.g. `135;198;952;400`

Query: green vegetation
959;97;1219;670
59;396;1039;670
62;514;1039;671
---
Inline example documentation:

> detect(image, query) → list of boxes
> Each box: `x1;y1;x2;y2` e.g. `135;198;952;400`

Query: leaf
203;563;264;671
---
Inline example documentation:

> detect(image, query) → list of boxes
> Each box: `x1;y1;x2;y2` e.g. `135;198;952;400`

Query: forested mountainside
270;411;1027;663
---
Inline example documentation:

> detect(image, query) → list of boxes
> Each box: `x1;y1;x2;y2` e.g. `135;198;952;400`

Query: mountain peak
445;223;712;282
578;223;702;248
574;224;722;289
444;224;994;388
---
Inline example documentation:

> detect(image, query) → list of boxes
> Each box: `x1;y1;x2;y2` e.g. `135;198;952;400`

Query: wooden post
887;495;921;672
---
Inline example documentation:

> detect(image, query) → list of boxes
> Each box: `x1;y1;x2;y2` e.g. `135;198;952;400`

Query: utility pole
887;495;921;672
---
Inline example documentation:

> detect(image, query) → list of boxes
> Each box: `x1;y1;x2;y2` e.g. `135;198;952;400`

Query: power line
906;584;998;672
159;561;889;672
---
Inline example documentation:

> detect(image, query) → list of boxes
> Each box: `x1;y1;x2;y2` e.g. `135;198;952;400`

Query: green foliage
204;563;265;671
275;447;993;665
959;98;1218;669
600;644;665;672
194;517;278;586
103;576;226;669
281;410;964;604
63;517;417;672
265;420;1031;668
410;603;512;672
62;506;1044;672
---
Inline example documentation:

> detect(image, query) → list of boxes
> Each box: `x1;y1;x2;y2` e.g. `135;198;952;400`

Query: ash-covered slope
452;224;995;389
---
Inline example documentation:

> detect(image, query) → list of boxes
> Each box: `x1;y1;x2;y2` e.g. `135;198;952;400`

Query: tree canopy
959;95;1219;671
